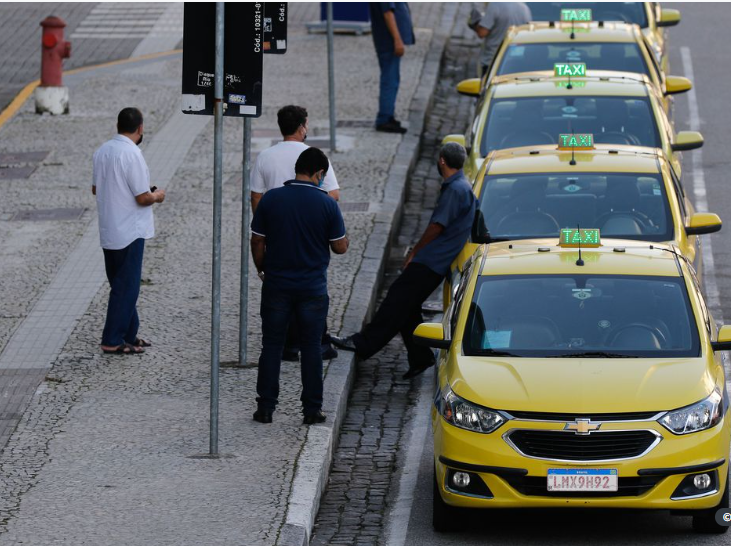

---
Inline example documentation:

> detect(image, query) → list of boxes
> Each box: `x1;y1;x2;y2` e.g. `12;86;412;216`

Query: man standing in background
470;2;531;77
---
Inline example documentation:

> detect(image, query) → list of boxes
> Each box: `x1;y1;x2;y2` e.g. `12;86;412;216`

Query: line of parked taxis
414;3;731;534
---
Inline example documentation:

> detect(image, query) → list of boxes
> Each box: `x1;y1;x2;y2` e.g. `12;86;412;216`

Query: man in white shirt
92;107;166;355
250;105;340;360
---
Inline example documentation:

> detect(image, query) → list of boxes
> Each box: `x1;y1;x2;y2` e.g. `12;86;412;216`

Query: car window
450;260;473;337
480;96;661;156
497;43;650;77
525;2;649;28
463;274;700;357
477;173;672;242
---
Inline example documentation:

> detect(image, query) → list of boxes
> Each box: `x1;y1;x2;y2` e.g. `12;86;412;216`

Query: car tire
692;472;729;534
433;466;460;532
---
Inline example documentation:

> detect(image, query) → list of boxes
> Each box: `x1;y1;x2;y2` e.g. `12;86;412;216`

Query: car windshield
480;96;661;156
476;173;672;242
496;43;650;78
463;275;700;358
525;2;649;28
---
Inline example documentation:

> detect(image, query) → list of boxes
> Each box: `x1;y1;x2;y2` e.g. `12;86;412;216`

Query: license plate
547;469;618;492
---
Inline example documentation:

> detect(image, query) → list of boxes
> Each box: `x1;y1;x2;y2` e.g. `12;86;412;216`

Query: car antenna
576;224;584;266
570;19;575;40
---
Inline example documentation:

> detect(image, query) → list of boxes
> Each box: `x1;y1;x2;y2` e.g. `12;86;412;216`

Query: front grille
506;410;661;421
503;475;663;497
507;430;659;461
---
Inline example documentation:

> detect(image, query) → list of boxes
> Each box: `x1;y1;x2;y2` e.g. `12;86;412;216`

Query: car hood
449;356;716;413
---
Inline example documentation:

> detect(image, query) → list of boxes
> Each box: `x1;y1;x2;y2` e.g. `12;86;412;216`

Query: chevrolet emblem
564;418;601;435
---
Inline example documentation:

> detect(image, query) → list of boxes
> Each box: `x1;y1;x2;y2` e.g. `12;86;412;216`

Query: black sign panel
182;3;263;117
263;3;287;54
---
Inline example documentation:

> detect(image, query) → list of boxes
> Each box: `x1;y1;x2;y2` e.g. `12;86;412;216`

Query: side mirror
442;134;466;148
712;325;731;352
456;78;481;97
413;323;451;349
657;8;681;28
665;76;692;95
671;131;704;152
472;210;490;244
686;213;722;236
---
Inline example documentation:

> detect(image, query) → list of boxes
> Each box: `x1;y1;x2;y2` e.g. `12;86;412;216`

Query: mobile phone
150;186;158;193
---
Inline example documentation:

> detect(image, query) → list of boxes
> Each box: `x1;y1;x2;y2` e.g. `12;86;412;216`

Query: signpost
263;3;287;54
326;3;336;151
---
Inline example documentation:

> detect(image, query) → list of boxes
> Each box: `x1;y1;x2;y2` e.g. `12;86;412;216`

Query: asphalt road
385;4;731;545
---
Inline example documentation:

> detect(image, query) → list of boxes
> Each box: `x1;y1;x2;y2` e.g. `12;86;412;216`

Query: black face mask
137;134;143;146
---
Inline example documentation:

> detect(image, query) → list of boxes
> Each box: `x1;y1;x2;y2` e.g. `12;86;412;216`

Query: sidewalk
0;3;456;545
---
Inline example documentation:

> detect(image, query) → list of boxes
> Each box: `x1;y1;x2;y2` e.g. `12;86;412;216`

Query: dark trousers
376;50;401;126
353;263;443;368
285;321;332;355
101;238;144;347
256;282;329;415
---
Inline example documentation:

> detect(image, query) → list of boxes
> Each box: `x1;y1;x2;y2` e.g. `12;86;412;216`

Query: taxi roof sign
558;133;594;150
561;8;592;22
555;63;586;77
559;228;601;248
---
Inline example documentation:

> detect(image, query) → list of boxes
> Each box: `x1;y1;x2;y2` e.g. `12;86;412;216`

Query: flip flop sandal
133;338;152;348
102;343;144;355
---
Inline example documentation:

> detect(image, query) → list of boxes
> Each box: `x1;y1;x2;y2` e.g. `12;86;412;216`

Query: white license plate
547;469;618;492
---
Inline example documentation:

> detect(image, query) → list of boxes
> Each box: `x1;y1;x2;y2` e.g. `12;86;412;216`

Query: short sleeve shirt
412;170;477;276
369;2;415;54
92;135;154;250
250;141;339;194
480;2;532;67
250;180;346;296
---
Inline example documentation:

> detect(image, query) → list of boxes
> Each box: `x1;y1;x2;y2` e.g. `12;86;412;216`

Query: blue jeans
376;50;401;126
256;283;329;415
101;238;144;346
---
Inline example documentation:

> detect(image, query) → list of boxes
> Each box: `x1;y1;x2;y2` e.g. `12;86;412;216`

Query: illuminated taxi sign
559;228;601;248
558;133;594;150
555;80;586;89
554;63;586;77
561;8;592;21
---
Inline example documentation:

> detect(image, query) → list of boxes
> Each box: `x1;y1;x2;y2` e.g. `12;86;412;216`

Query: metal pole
326;2;336;152
210;1;225;456
239;118;251;365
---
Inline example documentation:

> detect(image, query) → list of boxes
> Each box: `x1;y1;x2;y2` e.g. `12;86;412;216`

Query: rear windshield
525;3;648;28
463;275;700;358
476;173;672;242
480;96;661;156
497;43;650;77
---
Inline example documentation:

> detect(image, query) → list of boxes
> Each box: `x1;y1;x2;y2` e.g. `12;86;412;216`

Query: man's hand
394;38;405;57
155;188;166;203
383;10;405;57
135;188;166;207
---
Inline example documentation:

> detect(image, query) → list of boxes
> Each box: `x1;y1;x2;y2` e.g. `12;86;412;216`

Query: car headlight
438;387;506;434
659;388;725;435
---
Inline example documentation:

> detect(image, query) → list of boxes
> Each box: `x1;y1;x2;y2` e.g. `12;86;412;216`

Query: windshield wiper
548;351;638;358
474;350;522;357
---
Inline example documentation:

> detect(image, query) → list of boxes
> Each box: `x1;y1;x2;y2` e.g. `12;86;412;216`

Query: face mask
302;129;307;142
137;134;144;146
317;172;325;187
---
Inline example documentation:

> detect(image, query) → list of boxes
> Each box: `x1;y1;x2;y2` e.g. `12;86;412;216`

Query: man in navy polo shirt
250;147;349;425
332;143;476;379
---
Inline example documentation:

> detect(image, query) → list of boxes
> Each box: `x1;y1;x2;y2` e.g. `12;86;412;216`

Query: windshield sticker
566;50;583;61
598;319;611;329
483;330;512;349
653;183;662;196
509;46;525;57
563;183;581;193
562;106;578;115
572;289;593;300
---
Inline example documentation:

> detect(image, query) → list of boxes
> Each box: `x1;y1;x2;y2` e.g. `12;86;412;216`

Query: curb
276;5;459;546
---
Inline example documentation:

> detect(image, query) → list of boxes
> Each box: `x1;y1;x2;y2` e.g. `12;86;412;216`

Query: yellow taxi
524;3;681;71
447;138;721;296
448;75;703;180
415;232;731;533
483;21;691;112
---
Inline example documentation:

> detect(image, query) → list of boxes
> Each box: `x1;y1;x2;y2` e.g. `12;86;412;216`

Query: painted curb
276;5;459;546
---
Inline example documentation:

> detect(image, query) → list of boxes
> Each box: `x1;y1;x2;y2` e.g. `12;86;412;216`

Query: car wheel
692;472;729;534
433;466;460;532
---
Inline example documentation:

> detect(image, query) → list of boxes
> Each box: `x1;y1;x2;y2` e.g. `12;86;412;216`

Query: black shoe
390;116;404;127
282;349;299;362
321;345;339;360
402;361;435;380
303;411;327;425
253;410;273;424
376;119;407;134
330;335;358;352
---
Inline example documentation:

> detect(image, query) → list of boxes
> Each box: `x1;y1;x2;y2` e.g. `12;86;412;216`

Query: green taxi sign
561;8;592;22
555;80;586;89
558;133;594;150
554;63;586;77
559;228;601;248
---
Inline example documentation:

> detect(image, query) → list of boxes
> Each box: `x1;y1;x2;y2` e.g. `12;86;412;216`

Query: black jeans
352;263;443;368
256;282;329;415
101;238;144;346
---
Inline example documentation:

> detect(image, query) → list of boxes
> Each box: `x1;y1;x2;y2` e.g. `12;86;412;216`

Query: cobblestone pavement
0;3;450;545
310;11;480;545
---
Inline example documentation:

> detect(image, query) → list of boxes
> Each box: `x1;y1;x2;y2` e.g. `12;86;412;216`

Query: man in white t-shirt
250;105;340;213
250;105;340;361
92;107;166;355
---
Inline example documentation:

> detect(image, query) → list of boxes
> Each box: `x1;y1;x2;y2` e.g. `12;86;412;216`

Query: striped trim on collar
283;180;328;193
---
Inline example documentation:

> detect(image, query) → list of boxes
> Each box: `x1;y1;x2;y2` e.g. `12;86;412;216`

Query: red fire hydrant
36;15;71;114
